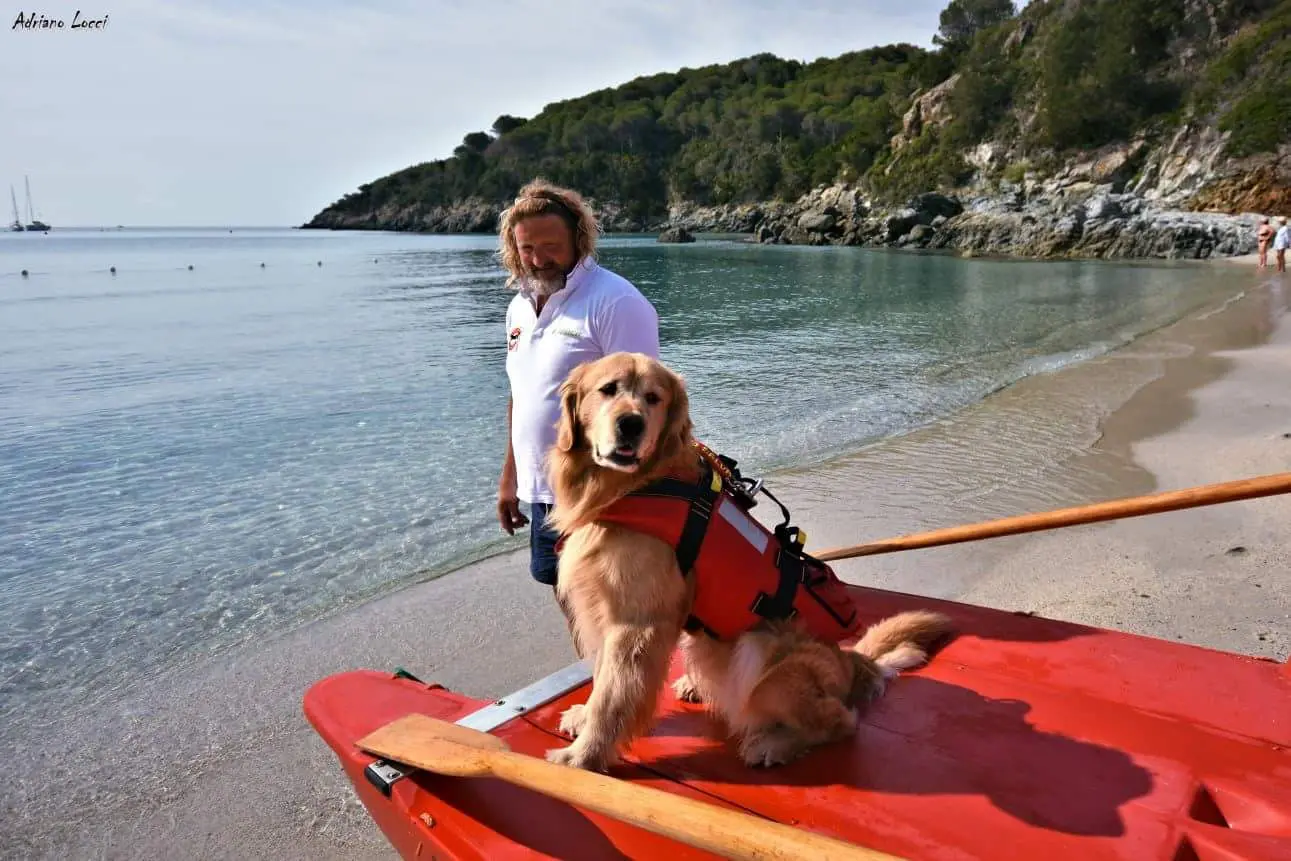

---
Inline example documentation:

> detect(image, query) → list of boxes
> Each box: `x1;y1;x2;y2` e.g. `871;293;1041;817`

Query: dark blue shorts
528;502;561;586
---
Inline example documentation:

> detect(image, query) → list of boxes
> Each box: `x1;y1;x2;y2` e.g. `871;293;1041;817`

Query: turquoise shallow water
0;227;1242;723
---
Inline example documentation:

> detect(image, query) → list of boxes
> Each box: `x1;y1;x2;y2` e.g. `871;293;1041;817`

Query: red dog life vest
585;454;862;643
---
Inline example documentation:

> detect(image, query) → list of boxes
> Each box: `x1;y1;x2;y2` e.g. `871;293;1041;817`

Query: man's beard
526;266;568;297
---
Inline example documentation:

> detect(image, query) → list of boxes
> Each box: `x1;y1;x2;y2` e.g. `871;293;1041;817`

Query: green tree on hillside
490;115;528;136
1035;0;1187;149
934;0;1017;54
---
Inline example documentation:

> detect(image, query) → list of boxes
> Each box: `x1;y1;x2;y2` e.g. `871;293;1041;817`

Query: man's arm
497;397;528;534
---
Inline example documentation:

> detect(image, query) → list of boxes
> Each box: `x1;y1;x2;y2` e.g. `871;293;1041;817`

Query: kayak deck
304;585;1291;860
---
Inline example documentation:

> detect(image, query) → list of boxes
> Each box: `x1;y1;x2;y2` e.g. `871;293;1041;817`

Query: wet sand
957;268;1290;656
4;264;1288;861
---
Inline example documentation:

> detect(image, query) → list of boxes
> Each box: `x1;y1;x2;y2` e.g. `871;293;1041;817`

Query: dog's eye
644;392;661;405
599;381;617;396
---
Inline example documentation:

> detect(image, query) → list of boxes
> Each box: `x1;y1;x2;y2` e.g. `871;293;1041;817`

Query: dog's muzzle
616;413;645;444
603;413;646;467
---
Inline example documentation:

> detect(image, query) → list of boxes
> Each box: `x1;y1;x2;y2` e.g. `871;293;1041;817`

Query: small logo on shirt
508;326;522;352
551;325;582;339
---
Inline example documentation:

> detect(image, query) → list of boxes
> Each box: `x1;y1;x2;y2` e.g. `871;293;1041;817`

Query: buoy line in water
2;259;349;279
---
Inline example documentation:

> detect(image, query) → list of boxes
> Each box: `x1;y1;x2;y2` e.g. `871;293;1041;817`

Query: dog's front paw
557;703;588;737
672;674;704;703
739;733;805;769
545;742;614;772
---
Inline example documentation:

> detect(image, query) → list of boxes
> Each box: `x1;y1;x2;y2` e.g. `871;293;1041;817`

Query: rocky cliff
708;132;1286;259
309;126;1286;261
307;197;501;233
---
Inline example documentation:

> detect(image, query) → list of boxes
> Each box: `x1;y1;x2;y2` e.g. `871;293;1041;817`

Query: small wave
1015;342;1116;378
1194;289;1247;321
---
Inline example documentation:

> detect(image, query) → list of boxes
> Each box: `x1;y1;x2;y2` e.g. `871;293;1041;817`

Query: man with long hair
496;179;660;596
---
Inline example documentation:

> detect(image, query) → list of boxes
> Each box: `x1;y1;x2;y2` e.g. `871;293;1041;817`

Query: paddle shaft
814;471;1291;563
485;746;897;861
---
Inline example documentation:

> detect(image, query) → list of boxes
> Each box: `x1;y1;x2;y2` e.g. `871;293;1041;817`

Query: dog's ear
555;364;587;452
657;366;693;457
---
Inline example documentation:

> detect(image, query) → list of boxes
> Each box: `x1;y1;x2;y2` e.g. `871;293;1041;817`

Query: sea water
0;227;1243;726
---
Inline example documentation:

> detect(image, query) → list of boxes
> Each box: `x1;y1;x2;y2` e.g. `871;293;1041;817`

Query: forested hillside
304;0;1289;235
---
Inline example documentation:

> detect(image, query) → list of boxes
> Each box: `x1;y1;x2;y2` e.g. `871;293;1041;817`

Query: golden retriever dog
544;351;952;772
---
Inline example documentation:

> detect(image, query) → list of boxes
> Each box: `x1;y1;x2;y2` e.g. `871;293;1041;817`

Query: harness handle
691;440;763;512
691;440;804;544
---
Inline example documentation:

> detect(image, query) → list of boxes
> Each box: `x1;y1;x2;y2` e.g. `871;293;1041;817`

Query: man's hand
498;398;527;534
497;488;529;535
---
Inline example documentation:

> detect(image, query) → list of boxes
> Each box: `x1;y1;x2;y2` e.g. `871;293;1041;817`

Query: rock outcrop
657;226;696;243
889;75;961;154
734;165;1261;260
928;192;1259;259
1188;151;1291;216
665;202;775;234
304;198;500;233
718;129;1274;260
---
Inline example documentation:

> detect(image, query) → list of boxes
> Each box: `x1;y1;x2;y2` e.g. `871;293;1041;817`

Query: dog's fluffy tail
852;610;954;676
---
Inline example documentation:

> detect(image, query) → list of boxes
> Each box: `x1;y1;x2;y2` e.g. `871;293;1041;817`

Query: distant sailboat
24;176;50;232
8;185;22;232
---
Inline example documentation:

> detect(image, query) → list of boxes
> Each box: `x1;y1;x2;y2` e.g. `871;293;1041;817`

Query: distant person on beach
1257;216;1275;269
1275;217;1290;274
495;178;660;599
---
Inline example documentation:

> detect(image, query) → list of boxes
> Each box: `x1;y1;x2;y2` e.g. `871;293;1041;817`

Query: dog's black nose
616;413;645;441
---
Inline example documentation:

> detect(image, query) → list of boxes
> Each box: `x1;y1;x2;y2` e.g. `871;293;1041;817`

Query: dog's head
555;352;692;474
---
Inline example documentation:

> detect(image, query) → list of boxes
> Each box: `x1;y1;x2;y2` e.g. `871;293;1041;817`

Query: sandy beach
958;259;1290;656
4;260;1288;861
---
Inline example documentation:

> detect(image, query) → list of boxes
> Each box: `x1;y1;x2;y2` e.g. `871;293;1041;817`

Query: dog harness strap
627;477;710;502
673;465;721;575
616;464;724;638
619;461;722;574
750;547;803;621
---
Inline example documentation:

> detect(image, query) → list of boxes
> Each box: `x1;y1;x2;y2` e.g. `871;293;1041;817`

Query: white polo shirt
505;257;660;504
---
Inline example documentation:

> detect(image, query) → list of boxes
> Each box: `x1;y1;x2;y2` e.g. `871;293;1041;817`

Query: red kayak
304;583;1291;860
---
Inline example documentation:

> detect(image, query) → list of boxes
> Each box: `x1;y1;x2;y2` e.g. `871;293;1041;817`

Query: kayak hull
304;585;1291;860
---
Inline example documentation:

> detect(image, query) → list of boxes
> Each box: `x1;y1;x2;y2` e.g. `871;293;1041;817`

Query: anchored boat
22;176;50;232
304;472;1291;860
9;185;22;232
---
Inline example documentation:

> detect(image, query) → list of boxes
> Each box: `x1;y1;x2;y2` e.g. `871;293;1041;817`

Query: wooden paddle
357;713;899;861
813;470;1291;562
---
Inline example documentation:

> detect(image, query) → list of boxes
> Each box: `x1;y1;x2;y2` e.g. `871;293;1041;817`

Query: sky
1;0;958;227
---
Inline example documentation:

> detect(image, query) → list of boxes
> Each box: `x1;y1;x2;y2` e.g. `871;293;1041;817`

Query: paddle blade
357;713;511;779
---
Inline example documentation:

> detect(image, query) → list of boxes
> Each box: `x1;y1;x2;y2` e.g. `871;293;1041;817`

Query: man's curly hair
497;179;601;287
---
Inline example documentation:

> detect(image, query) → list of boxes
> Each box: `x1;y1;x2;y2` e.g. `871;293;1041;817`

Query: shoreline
736;263;1288;620
957;266;1289;657
4;261;1288;860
